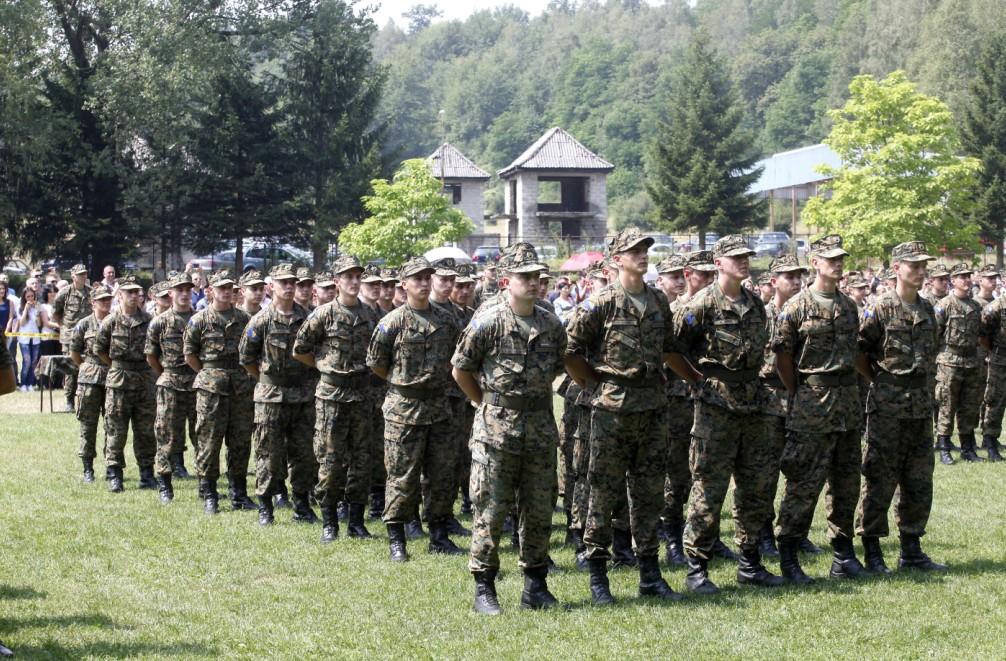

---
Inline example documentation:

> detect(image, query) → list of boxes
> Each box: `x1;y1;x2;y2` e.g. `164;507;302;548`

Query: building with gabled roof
497;127;613;247
427;143;492;252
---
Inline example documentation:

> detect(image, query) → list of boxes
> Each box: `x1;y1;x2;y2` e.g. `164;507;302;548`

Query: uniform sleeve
69;320;87;354
183;315;202;357
239;314;265;366
293;308;325;356
982;301;1000;343
94;315;113;355
771;299;800;355
144;317;162;357
565;297;604;357
671;299;706;355
858;304;883;355
933;300;947;340
659;298;675;354
451;317;489;372
52;287;68;318
366;315;397;371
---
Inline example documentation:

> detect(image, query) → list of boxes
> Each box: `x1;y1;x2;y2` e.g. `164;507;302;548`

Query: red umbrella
559;251;605;272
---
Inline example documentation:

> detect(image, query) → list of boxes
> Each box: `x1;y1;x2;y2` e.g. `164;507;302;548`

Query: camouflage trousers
776;428;860;541
194;389;253;483
981;364;1006;439
662;395;694;526
314;399;370;506
76;383;106;460
62;342;78;406
936;363;984;437
369;387;387;490
253;401;316;498
383;419;456;525
469;433;557;573
762;414;787;526
558;385;581;503
104;386;156;469
570;403;629;532
584;407;668;561
683;402;772;559
856;415;934;538
154;387;196;475
454;399;475;502
423;398;470;514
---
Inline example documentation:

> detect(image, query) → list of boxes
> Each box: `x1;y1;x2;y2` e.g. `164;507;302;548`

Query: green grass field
2;389;1006;660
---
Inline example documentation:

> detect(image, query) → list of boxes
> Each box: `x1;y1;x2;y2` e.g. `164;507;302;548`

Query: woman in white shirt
14;286;50;391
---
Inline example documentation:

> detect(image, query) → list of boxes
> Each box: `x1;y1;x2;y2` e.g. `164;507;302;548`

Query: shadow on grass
0;585;46;600
0;613;116;632
14;640;216;658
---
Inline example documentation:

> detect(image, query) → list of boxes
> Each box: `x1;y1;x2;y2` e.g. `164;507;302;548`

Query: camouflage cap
656;254;687;273
769;253;807;273
928;263;950;278
587;259;607;280
380;267;399;284
713;235;755;259
756;272;773;286
431;257;458;277
332;254;363;275
295;267;315;284
891;241;933;263
881;268;896;281
169;271;193;289
118;274;143;291
809;234;849;259
89;285;113;301
208;269;236;287
239;270;265;288
978;263;1000;278
607;227;654;254
506;244;548;274
848;275;870;289
539;270;552;280
70;264;88;275
269;263;298;281
361;263;383;284
454;263;475;284
399;256;435;279
153;281;171;298
845;270;862;280
684;250;717;272
949;262;974;278
315;271;336;287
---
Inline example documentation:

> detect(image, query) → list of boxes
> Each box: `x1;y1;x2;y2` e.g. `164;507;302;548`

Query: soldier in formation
69;286;113;483
53;264;92;412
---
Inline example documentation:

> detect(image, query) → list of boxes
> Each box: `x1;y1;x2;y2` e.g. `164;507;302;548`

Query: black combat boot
862;536;892;575
638;554;683;601
798;536;824;554
321;506;339;543
611;527;637;569
138;465;157;490
172;452;191;479
711;537;739;562
564;509;574;546
368;485;385;519
428;520;465;555
82;458;95;484
737;548;785;587
291;492;318;523
588;559;615;605
445;515;471;537
273;482;291;509
347;503;373;539
778;537;813;585
473;569;501;614
405;518;426;539
936;435;955;465
899;534;948;572
684;554;719;594
387;522;409;562
758;523;779;558
258;495;275;526
337;501;349;522
202;479;219;514
570;528;588;571
520;565;560;609
664;520;687;568
960;433;984;462
230;477;258;511
829;536;866;579
460;486;472;515
108;466;124;493
157;473;174;504
982;434;1004;462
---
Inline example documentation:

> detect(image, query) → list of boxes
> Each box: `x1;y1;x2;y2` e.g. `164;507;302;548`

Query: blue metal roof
749;143;841;194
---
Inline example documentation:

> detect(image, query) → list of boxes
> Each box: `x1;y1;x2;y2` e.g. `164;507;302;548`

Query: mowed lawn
2;390;1006;660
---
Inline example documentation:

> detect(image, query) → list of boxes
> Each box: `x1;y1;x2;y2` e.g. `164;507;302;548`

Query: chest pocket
110;327;131;359
604;319;640;370
161;332;184;359
265;329;291;368
84;330;99;356
423;326;453;368
398;327;427;375
946;311;977;346
883;321;914;361
202;328;226;359
498;334;527;376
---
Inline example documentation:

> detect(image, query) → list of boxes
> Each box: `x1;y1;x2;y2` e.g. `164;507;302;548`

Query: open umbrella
424;246;473;264
559;251;605;272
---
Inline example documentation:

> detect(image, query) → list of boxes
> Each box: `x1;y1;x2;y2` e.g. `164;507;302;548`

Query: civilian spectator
39;284;62;358
14;286;49;391
553;282;575;324
1;278;17;386
101;265;117;293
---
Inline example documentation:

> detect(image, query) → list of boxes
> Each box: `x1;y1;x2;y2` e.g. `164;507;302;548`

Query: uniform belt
702;365;758;383
84;357;105;367
942;345;977;358
259;373;300;387
484;391;551;412
320;371;370;388
801;371;856;387
163;365;194;374
110;359;148;370
874;371;927;388
600;373;660;388
202;359;240;369
390;384;438;400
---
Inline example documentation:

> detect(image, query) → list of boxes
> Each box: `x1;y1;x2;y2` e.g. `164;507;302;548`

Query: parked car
471;246;502;264
649;243;674;257
191;244;310;273
3;260;28;276
795;239;808;259
754;231;792;257
538;245;559;261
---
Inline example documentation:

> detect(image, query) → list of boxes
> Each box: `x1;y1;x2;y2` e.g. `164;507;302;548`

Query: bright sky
369;0;552;28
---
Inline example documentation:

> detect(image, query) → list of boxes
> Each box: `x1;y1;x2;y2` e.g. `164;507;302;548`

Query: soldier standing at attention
771;236;865;583
240;264;317;527
183;270;256;514
450;264;477;516
933;264;986;465
922;264;950;305
974;264;998;308
473;264;499;309
379;269;398;313
238;271;266;317
295;269;315;311
855;242;947;573
53;264;92;412
756;272;775;305
668;235;784;594
755;254;812;560
145;272;198;502
94;275;156;493
314;271;337;306
69;287;113;483
293;257;377;541
537;272;555;313
565;227;681;605
975;264;1003;460
360;264;390;518
366;256;462;561
151;284;172;316
452;245;566;614
980;280;1006;462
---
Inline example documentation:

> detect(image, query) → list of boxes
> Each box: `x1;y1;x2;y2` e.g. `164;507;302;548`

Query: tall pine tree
962;33;1006;269
645;30;763;248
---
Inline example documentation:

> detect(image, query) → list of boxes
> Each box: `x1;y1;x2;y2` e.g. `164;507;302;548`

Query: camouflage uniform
980;292;1006;441
855;244;939;541
362;264;391;514
53;266;92;408
933;270;985;447
69;297;110;462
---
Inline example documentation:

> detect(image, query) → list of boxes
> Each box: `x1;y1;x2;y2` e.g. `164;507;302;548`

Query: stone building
497;127;613;248
428;143;491;253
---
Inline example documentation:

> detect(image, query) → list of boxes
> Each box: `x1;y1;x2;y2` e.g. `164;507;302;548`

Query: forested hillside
373;0;1006;228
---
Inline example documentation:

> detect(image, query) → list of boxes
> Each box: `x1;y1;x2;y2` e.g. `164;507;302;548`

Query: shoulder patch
863;308;873;320
685;311;697;327
246;327;257;339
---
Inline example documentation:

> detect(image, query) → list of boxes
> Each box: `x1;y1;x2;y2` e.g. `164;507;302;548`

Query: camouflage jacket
981;295;1006;368
361;301;389;395
183;306;252;396
69;313;108;386
145;309;195;391
432;298;466;399
934;293;984;369
366;302;459;424
452;301;566;453
858;290;938;418
664;298;689;400
291;299;375;403
772;288;862;432
53;284;92;344
240;303;314;404
566;280;672;413
94;309;153;390
757;299;787;418
672;281;767;415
